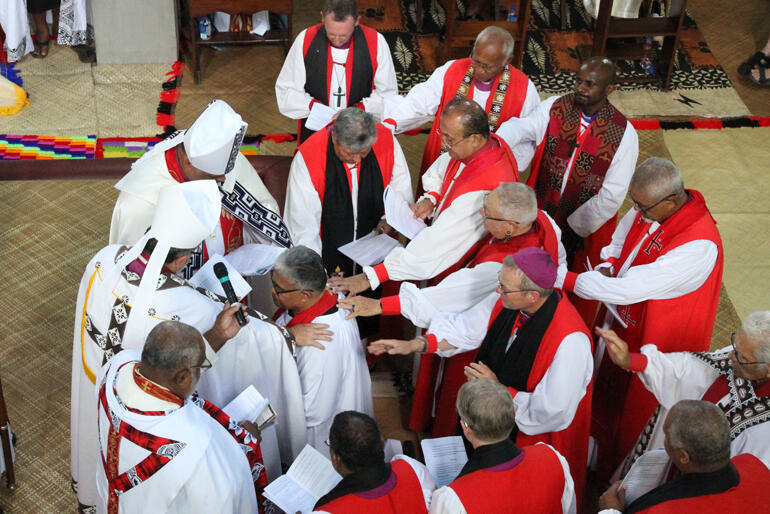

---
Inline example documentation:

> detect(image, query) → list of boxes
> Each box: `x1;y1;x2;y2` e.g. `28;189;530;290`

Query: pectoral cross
333;86;345;107
567;139;579;153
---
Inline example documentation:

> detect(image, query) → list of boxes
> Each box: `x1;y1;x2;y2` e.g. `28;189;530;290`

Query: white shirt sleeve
360;32;399;120
429;293;499;357
283;152;323;254
386;61;453;133
420;152;452;200
572;239;719;305
537;443;577;514
388;133;415;203
429;486;467;514
566;124;638;237
636;345;723;408
513;332;593;435
495;95;557;170
519;78;542;118
275;29;315;119
392;454;437;509
598;207;637;262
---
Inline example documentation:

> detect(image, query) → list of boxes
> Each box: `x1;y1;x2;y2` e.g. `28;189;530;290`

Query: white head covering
108;180;221;343
183;99;248;176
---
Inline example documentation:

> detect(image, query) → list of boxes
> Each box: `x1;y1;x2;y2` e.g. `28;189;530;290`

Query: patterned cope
455;65;511;132
219;181;293;249
535;94;627;228
620;353;770;477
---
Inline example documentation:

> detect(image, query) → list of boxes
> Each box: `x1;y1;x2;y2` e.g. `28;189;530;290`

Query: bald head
580;56;617;87
665;400;731;470
475;26;515;62
141;321;203;376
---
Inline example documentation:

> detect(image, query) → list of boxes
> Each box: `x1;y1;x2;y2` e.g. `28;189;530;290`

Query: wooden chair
591;0;687;89
180;0;293;84
440;0;531;68
0;375;16;492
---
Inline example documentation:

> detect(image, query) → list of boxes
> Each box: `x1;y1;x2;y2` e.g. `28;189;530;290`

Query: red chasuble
418;58;530;180
408;209;559;438
449;444;566;514
317;459;426;513
592;189;724;477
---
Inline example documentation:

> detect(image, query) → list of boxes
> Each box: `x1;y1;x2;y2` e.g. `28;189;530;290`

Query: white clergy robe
283;131;413;256
276;305;373;458
382;59;540;133
95;350;258;514
362;152;489;290
71;245;305;511
496;95;639;239
275;27;398;121
427;292;593;437
0;0;33;62
621;345;770;472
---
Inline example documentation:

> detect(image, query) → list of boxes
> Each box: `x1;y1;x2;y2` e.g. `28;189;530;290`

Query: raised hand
368;338;422;356
338;296;382;319
288;323;333;350
205;302;249;351
328;273;371;296
598;481;626;512
595;326;631;370
464;361;498;382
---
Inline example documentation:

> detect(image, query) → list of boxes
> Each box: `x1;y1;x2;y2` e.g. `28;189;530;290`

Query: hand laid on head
464;362;498;382
328;273;371;296
598;481;626;512
338;296;382;319
368;338;422;356
376;219;395;236
205;302;249;351
239;420;262;442
595;326;631;370
411;198;435;220
288;323;333;350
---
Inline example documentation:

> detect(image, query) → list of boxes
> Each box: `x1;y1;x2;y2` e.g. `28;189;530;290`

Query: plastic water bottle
199;16;212;41
642;36;654;75
507;4;518;22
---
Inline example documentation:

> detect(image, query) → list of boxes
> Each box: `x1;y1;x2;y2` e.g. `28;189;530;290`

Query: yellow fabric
0;75;29;116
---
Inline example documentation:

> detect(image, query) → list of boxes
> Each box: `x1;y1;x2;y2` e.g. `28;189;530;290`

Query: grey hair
322;0;357;20
476;26;515;61
456;378;515;442
630;157;685;201
141;321;202;373
273;245;327;293
743;311;770;362
666;400;731;468
493;182;537;226
332;108;377;152
502;254;554;299
442;97;490;139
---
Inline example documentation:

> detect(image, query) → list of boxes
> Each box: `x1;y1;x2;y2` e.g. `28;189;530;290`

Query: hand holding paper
305;102;337;131
338;231;401;267
383;186;427;239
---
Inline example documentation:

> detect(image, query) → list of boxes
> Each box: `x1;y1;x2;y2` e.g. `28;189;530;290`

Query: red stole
448;445;565;514
592;189;724;479
419;58;530;176
318;459;426;514
273;291;337;327
164;147;243;257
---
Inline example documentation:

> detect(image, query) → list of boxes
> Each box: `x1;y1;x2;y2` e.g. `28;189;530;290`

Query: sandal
73;44;96;63
738;51;769;75
750;65;770;86
31;37;50;58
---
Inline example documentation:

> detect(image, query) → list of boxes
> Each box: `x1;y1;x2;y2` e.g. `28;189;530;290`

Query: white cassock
428;443;576;514
496;95;638;240
95;350;258;514
276;304;373;457
283;131;413;255
58;0;92;46
620;345;770;472
275;27;398;121
362;152;490;290
0;0;33;62
564;206;718;303
382;59;540;133
427;292;592;437
71;245;305;511
394;212;566;329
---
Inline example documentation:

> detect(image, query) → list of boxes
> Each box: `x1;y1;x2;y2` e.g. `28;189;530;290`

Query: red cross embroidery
643;230;664;255
617;305;637;327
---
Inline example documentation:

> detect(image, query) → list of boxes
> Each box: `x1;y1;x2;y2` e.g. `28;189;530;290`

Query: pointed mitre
183;99;248;176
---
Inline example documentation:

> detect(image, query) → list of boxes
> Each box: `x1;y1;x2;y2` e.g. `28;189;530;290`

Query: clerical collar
315;462;392;508
132;365;185;407
457;438;522;478
460;137;498;165
330;38;352;50
474;78;494;92
580;110;599;124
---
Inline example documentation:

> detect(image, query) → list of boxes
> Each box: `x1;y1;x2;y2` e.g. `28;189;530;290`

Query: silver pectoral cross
333;86;345;107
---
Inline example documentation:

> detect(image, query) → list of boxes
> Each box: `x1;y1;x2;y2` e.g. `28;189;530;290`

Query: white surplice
382;59;540;133
276;305;373;458
283;131;413;255
427;292;593;437
396;211;566;329
58;0;92;46
428;443;576;514
275;26;398;121
95;350;258;514
72;245;305;511
0;0;32;62
624;345;770;470
362;152;490;289
496;95;639;239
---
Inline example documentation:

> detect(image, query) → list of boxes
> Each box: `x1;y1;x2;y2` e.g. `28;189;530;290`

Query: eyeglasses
189;355;212;371
496;273;536;295
469;52;502;73
481;194;522;224
439;129;471;149
270;270;311;295
631;193;676;216
731;332;766;366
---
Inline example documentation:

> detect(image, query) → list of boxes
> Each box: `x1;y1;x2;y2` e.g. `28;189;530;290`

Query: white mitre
183;99;248;176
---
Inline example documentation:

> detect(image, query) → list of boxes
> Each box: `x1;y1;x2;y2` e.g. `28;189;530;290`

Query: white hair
743;311;770;362
493;182;537;225
630;157;685;200
476;26;515;61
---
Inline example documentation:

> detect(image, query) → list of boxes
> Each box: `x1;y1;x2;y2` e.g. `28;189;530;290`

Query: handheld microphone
213;262;247;327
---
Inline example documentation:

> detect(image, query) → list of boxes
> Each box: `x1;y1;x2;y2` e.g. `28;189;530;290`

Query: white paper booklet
188;254;251;301
383;186;427;240
305;102;337;131
338;231;401;267
620;448;670;505
421;436;468;488
224;243;286;276
221;385;276;429
263;445;343;514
